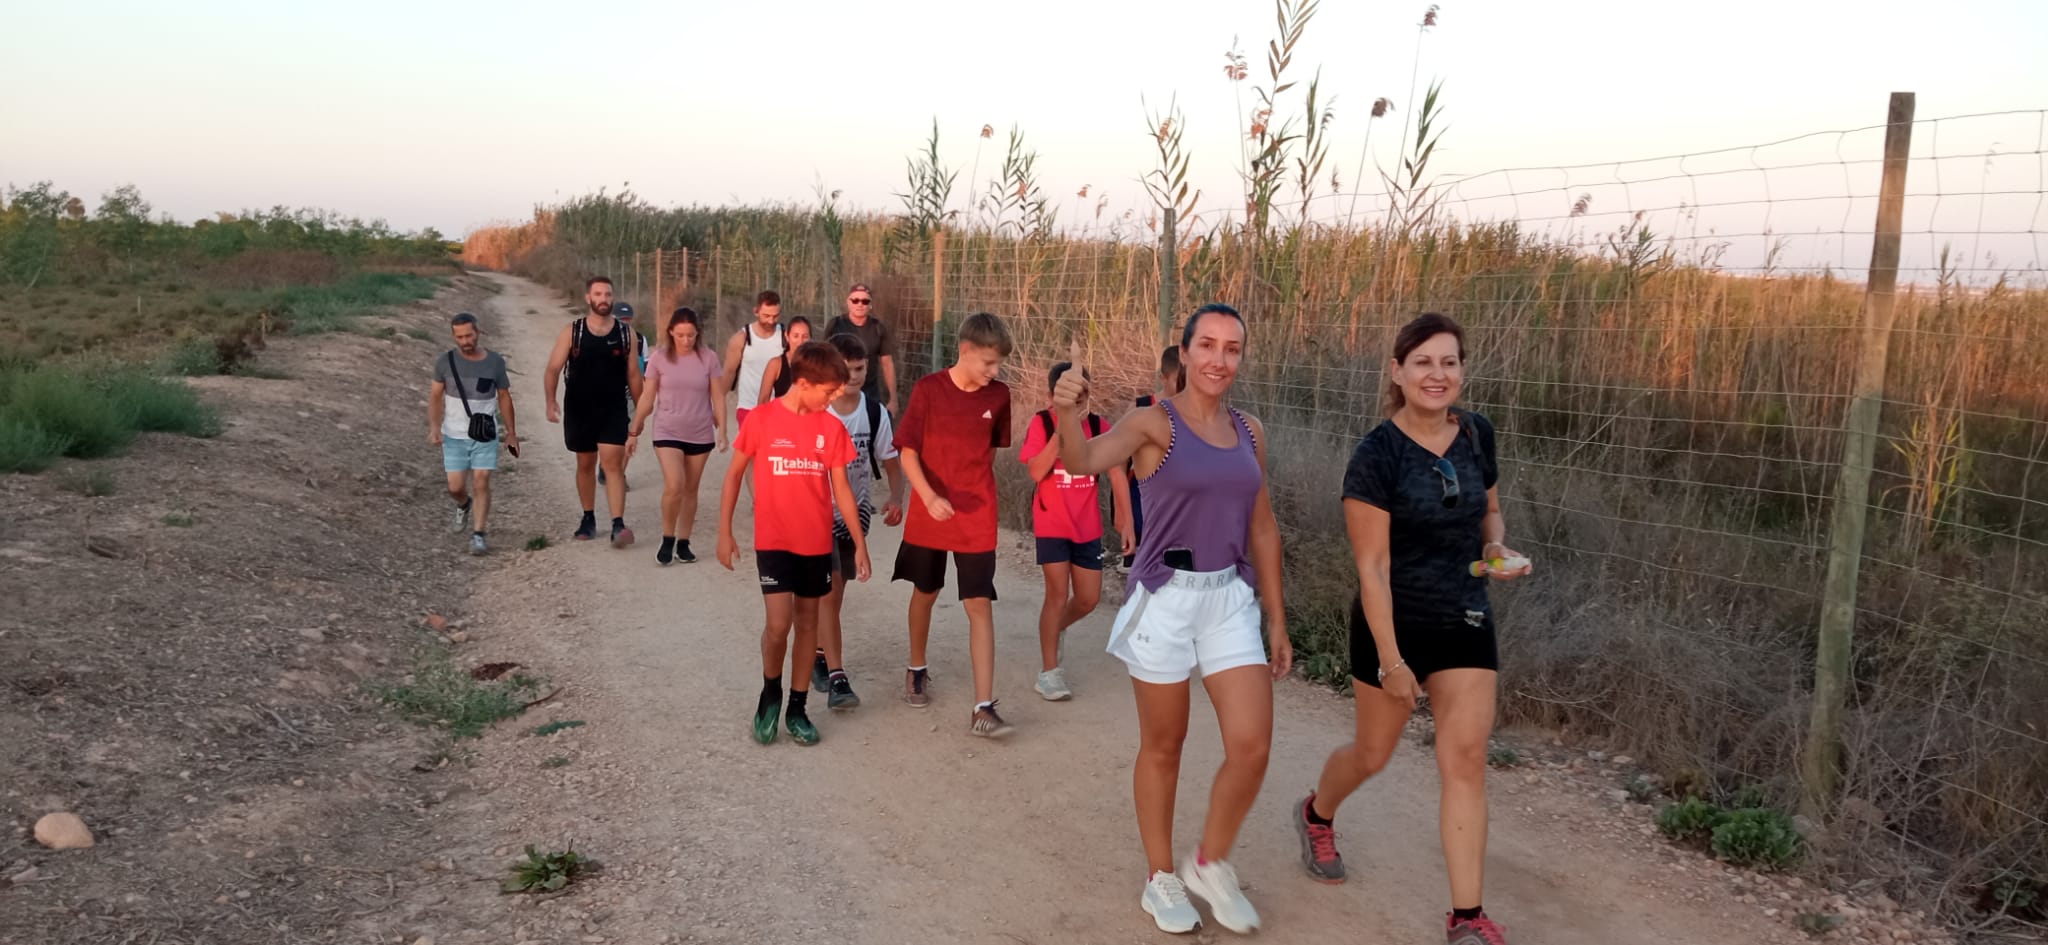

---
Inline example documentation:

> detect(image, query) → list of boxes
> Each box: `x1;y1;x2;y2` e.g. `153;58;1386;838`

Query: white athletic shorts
1106;567;1268;685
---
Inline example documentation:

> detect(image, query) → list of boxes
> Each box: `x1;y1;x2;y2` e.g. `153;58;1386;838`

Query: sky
4;0;2044;278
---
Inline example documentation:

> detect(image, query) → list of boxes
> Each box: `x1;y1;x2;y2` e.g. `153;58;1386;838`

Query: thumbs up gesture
1052;339;1088;412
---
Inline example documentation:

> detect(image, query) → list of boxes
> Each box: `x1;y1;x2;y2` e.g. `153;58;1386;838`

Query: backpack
1032;409;1104;482
861;394;885;480
567;317;626;381
730;322;785;391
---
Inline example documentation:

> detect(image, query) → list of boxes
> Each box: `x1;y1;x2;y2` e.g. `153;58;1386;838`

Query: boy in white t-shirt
810;332;907;710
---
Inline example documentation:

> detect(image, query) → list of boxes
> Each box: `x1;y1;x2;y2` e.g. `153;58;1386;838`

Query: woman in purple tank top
1050;303;1292;935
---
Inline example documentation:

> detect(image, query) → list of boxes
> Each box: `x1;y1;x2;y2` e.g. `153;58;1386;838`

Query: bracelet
1377;659;1407;682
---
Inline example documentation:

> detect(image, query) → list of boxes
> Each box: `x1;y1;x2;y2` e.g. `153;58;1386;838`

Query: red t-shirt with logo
733;399;857;556
1018;411;1105;543
896;370;1012;553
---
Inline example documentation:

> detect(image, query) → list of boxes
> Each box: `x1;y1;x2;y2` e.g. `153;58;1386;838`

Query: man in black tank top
543;275;644;545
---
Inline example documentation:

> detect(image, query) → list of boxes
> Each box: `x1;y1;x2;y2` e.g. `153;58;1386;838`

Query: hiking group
431;278;1534;944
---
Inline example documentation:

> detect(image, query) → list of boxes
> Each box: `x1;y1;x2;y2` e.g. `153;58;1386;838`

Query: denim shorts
441;436;498;472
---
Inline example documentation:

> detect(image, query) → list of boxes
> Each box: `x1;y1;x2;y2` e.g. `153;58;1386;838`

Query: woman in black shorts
628;308;729;565
1293;312;1532;945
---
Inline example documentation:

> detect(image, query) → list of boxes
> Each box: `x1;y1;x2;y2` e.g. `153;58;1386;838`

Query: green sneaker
751;702;779;745
786;711;820;746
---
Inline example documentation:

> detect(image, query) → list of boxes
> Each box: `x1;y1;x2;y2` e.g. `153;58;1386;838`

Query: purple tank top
1128;400;1263;594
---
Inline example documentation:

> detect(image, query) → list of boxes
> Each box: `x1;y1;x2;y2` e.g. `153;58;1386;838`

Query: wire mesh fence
486;100;2048;931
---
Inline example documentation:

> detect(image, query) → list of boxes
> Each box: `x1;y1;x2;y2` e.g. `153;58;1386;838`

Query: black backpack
1032;409;1104;482
861;394;885;480
567;317;626;381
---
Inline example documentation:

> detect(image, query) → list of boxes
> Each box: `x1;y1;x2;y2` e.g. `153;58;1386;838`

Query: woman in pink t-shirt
1019;361;1132;701
628;307;727;565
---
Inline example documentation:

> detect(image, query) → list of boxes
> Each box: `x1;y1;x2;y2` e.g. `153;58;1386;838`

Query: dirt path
376;272;1812;945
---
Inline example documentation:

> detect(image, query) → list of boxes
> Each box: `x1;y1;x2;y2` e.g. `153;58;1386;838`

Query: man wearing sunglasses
825;283;898;416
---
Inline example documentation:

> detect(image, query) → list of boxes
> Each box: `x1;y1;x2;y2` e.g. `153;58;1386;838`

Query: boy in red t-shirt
892;312;1015;736
716;341;872;747
1019;361;1131;702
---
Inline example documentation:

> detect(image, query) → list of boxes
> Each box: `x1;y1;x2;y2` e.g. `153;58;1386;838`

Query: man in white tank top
722;288;787;430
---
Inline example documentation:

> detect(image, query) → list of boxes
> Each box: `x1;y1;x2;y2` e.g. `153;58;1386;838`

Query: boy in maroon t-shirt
892;312;1015;736
715;341;872;747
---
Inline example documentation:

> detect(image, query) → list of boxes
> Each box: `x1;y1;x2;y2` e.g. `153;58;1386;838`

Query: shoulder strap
863;395;884;479
1036;409;1055;443
1088;413;1105;438
445;352;475;418
1228;406;1257;452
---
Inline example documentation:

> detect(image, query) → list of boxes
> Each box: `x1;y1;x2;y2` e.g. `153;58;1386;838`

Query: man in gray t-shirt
430;312;518;554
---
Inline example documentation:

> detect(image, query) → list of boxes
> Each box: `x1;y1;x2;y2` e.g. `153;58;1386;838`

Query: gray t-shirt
434;349;510;440
825;313;895;403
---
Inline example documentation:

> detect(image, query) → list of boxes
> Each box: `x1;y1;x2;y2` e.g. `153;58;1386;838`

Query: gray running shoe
827;675;860;711
1446;912;1509;945
451;501;471;534
468;533;488;556
1035;667;1072;701
1294;793;1346;883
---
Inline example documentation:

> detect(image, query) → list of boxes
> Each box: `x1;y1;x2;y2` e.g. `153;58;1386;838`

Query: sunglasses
849;297;872;305
1432;457;1461;508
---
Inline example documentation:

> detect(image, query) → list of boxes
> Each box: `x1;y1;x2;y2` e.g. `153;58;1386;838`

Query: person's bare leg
907;587;937;668
597;443;628;519
470;470;492;532
1063;563;1102;628
1311;678;1414;819
759;593;795;678
964;597;996;703
1427;668;1499;912
1132;678;1192;873
656;447;686;538
574;452;597;512
445;470;470;508
679;452;710;540
1195;664;1273;862
791;597;822;694
1037;563;1071;671
819;575;848;671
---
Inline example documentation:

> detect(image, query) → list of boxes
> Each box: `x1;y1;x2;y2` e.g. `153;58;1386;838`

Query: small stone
33;813;93;850
424;614;449;631
412;938;434;945
449;631;469;644
1871;895;1898;914
235;889;251;900
8;866;39;885
1765;908;1780;918
1607;789;1630;803
297;627;327;642
291;778;306;787
1587;750;1608;762
1612;755;1634;766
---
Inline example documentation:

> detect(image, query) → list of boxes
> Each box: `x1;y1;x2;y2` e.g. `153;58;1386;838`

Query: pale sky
5;0;2044;278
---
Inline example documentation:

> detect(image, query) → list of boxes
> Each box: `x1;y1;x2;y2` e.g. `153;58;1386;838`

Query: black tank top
566;317;628;404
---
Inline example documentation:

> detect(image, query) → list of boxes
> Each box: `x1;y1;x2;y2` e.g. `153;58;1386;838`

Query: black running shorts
1348;594;1500;688
757;549;833;599
891;541;998;601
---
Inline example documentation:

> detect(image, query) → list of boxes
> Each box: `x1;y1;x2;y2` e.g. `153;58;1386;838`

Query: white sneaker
1035;667;1072;701
1140;871;1201;933
450;502;471;534
1181;857;1259;933
468;533;487;556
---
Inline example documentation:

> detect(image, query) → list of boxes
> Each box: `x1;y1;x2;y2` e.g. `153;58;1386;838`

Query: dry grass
465;205;2048;922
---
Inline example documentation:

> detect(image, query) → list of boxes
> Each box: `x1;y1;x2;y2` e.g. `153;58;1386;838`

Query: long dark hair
660;307;703;356
1385;312;1466;413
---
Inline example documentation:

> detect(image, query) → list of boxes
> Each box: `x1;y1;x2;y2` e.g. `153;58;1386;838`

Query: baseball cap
847;283;871;295
613;302;635;320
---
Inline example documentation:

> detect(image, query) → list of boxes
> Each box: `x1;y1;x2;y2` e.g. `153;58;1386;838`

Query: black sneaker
811;652;830;691
673;540;696;563
572;517;596;541
657;536;675;565
827;674;861;711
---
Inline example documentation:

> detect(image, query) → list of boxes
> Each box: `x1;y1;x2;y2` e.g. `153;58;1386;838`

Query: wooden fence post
930;230;947;374
680;248;691;302
653;248;663;322
1801;91;1915;817
1158;207;1178;347
713;247;723;331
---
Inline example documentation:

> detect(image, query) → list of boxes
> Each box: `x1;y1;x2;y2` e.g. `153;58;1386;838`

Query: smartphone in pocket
1164;547;1195;571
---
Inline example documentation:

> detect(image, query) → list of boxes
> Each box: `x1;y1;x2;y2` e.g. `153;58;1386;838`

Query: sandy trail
385;272;1804;945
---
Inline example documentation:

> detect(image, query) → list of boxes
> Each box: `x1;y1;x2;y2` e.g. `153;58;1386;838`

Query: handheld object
1469;555;1530;577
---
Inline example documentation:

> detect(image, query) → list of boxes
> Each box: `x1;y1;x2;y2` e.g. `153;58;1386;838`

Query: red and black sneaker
1293;793;1346;883
1446;911;1509;945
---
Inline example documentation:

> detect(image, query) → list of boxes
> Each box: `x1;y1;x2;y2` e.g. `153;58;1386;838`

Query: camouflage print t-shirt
1341;411;1499;623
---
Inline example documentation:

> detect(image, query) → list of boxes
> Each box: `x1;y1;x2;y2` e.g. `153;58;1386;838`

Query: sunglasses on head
1432;457;1460;508
849;297;872;305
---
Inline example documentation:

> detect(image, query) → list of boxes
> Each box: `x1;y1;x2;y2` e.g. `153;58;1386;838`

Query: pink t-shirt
642;346;722;444
1018;411;1105;544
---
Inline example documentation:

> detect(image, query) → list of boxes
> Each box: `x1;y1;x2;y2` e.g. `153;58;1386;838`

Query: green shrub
1656;795;1724;842
102;372;221;437
0;416;72;473
1487;746;1524;768
2;368;134;458
373;650;542;740
1710;807;1804;869
159;337;225;376
502;845;592;894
